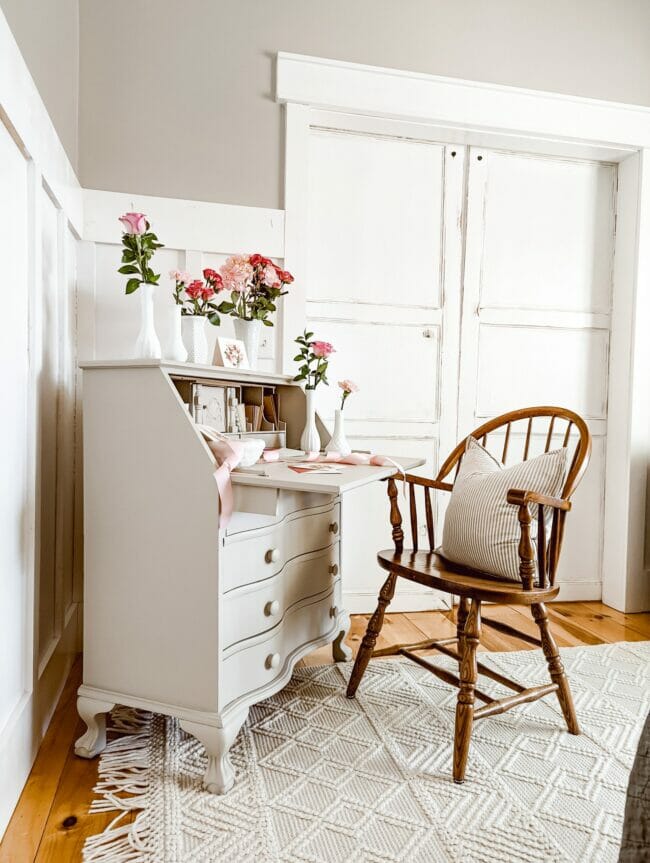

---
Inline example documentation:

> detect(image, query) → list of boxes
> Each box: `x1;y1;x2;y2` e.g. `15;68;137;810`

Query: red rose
203;268;218;281
279;270;294;284
201;286;215;301
249;254;264;267
186;280;204;300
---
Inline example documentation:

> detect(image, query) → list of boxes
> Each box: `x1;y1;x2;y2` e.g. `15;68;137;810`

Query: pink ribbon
205;437;245;528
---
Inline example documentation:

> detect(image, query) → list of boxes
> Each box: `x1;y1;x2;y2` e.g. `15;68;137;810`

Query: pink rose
119;212;147;235
338;379;359;394
312;341;335;359
278;269;294;284
263;264;281;288
186;280;204;300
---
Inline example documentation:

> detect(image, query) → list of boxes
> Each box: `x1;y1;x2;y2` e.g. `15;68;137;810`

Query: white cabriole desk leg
332;610;352;661
75;695;116;758
180;707;249;795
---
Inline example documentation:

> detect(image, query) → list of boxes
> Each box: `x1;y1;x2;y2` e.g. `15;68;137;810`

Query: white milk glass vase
325;409;351;457
134;283;162;359
234;318;261;368
166;304;188;362
181;315;209;364
300;389;321;452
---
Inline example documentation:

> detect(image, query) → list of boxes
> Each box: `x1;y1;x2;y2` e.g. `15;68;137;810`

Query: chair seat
377;548;559;604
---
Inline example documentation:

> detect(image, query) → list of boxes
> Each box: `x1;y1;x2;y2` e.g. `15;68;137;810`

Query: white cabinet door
302;127;465;612
459;148;616;599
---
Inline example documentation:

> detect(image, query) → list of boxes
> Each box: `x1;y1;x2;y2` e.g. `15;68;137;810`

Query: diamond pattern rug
83;642;650;862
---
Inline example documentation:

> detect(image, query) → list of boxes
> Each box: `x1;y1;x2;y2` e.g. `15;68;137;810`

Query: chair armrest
506;488;571;511
385;473;454;493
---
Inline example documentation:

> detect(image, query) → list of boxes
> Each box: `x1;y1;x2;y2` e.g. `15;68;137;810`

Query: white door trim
278;53;650;612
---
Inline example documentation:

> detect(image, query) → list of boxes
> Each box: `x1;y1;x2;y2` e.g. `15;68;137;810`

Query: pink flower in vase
262;263;281;288
338;379;358;394
119;212;147;235
312;341;335;359
220;255;254;293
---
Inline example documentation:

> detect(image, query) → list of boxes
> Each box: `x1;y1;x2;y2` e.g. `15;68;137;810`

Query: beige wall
78;0;650;209
1;0;79;170
4;1;650;208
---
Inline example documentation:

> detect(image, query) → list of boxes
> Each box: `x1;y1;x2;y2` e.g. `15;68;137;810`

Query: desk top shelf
79;358;294;387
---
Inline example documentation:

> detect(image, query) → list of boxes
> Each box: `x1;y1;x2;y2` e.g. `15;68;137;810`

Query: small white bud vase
181;315;209;364
134;283;162;359
300;389;321;452
166;305;188;362
325;409;351;457
234;318;262;369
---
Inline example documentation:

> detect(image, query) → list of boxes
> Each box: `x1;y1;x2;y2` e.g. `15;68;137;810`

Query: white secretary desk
75;360;422;793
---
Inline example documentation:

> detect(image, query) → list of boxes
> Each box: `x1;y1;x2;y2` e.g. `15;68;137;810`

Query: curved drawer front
222;544;340;648
220;590;340;708
222;503;340;592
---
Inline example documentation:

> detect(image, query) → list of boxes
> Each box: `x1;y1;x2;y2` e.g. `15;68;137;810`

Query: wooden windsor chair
346;406;592;784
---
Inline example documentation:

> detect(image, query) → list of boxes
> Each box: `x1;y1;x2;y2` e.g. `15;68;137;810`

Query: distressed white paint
281;63;644;609
295;124;465;611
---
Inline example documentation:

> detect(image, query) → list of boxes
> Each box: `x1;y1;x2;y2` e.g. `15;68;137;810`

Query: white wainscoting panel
0;8;81;837
80;192;286;372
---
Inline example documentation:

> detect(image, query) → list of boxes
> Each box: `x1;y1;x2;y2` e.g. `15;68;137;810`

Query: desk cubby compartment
172;377;287;446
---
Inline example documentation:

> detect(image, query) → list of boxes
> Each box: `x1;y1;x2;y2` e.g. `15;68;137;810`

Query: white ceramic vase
133;283;161;359
181;315;209;364
234;318;262;368
325;409;352;457
300;389;321;453
166;305;188;362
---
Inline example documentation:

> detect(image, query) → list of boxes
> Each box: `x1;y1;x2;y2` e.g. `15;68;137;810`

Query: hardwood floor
2;601;649;862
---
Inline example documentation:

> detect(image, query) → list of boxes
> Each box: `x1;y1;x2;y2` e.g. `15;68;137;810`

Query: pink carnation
119;212;147;235
338;379;359;394
312;340;335;359
220;255;253;293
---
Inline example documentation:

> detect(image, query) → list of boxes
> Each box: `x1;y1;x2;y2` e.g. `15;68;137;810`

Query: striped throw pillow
440;437;568;582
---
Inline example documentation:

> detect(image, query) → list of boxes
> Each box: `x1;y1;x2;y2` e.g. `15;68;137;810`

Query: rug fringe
83;710;154;862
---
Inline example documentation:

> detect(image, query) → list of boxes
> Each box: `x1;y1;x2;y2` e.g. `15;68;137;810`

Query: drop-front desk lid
230;455;425;496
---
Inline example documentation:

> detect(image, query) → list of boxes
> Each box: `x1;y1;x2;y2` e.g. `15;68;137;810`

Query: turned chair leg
453;598;481;783
346;571;398;698
456;596;469;651
531;602;580;734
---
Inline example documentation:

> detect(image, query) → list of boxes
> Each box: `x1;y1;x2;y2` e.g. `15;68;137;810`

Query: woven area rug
83;642;650;863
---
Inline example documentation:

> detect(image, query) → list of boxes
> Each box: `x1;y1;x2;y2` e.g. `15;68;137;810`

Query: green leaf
262;318;273;326
125;278;140;294
118;264;139;275
208;312;221;326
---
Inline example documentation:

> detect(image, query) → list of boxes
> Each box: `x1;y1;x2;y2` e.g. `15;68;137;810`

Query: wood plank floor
2;601;649;862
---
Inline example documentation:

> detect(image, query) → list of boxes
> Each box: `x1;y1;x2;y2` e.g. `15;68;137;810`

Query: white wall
0;9;82;838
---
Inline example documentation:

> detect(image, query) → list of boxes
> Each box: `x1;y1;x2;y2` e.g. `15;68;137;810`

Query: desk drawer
220;590;340;708
222;544;340;648
222;503;340;592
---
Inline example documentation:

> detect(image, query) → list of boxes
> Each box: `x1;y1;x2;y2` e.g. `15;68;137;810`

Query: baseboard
343;589;450;615
554;581;602;602
0;604;79;838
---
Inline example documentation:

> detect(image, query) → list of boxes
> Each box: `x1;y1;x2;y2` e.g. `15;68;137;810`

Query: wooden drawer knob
264;600;280;617
329;522;339;535
329;563;339;576
330;606;339;619
265;548;280;564
265;652;280;670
